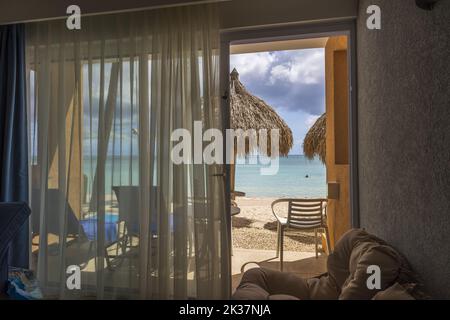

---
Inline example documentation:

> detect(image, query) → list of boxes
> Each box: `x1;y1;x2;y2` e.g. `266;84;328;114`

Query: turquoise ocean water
82;155;326;198
235;155;326;198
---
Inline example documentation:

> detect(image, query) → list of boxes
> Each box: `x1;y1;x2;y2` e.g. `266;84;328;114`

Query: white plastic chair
271;198;331;271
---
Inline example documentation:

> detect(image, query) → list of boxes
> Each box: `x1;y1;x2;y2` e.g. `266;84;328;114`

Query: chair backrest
287;198;327;229
31;189;85;237
112;186;140;235
112;186;158;235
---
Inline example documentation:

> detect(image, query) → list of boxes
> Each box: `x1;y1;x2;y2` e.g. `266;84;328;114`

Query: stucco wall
357;0;450;298
325;36;351;249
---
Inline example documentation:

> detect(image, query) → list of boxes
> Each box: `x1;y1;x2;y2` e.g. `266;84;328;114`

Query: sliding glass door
26;4;230;299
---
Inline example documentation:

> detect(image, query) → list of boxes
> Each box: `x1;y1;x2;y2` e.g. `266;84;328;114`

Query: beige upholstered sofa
233;229;427;300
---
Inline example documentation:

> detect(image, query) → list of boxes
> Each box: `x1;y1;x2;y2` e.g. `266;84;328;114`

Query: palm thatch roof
230;68;293;157
303;113;326;164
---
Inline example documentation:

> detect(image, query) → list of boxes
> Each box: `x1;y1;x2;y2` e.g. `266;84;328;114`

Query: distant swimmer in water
305;174;309;178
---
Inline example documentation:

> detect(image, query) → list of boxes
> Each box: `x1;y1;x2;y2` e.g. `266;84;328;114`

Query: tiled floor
231;248;328;292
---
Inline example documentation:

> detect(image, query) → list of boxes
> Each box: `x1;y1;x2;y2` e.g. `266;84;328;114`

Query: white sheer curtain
26;4;229;299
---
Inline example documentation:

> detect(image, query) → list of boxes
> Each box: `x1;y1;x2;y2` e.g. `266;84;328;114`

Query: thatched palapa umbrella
230;68;293;157
229;68;293;193
303;113;326;164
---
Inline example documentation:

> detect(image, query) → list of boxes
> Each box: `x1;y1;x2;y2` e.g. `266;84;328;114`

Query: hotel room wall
357;0;450;298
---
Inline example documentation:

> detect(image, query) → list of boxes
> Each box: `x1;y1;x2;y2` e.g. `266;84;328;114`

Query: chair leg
231;218;234;256
275;222;280;258
279;226;284;271
325;227;332;255
314;228;318;258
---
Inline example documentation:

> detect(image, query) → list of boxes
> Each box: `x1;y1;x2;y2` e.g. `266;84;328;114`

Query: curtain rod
0;0;230;26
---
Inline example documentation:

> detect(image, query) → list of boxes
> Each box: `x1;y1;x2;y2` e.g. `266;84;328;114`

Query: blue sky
230;48;325;155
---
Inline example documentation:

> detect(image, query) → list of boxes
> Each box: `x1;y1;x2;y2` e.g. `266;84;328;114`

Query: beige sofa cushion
233;229;424;300
339;243;401;299
326;229;381;288
372;282;416;300
306;276;340;300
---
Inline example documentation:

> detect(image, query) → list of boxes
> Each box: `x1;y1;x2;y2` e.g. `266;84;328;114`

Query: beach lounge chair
112;186;195;271
271;198;331;271
31;189;128;271
31;189;85;241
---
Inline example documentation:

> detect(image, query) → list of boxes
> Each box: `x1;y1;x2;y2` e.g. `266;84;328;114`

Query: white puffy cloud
269;50;324;85
230;48;325;115
230;52;274;79
231;49;324;84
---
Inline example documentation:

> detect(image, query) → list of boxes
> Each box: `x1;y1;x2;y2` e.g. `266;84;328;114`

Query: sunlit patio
232;248;327;292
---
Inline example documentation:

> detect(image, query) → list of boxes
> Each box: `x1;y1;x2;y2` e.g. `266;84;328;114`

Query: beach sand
232;197;319;252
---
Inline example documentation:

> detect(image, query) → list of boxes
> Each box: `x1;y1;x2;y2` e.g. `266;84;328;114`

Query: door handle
211;173;226;177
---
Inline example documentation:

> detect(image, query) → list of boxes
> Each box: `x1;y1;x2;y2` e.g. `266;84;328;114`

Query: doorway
220;22;358;290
